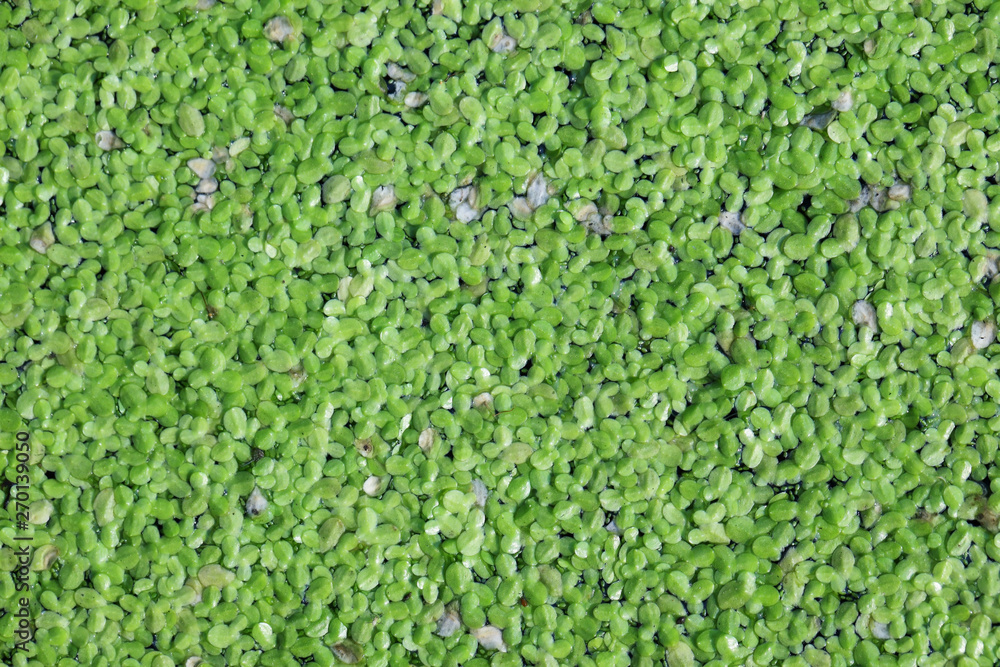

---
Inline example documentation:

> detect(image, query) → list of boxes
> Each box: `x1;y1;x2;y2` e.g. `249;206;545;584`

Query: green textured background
2;0;1000;666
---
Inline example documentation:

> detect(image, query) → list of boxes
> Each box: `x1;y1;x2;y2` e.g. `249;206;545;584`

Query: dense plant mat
2;0;1000;666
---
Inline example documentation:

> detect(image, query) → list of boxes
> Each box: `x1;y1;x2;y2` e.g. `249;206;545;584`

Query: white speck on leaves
852;300;878;332
246;487;269;516
972;321;996;349
404;92;428;108
187;158;216;180
435;607;461;638
471;479;488;508
192;193;215;213
419;428;436;453
274;104;295;125
96;130;125;151
872;621;891;640
370;185;397;214
363;475;385;497
510;196;534;219
196;178;219;194
387;63;416;83
848;184;870;213
450;185;480;222
718;210;745;235
471;625;507;652
870;186;889;212
832;89;854;112
491;34;517;54
264;16;295;43
887;182;911;202
525;172;551;209
29;223;55;255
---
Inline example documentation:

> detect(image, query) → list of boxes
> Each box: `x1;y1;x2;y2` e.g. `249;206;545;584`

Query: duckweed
4;0;1000;665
